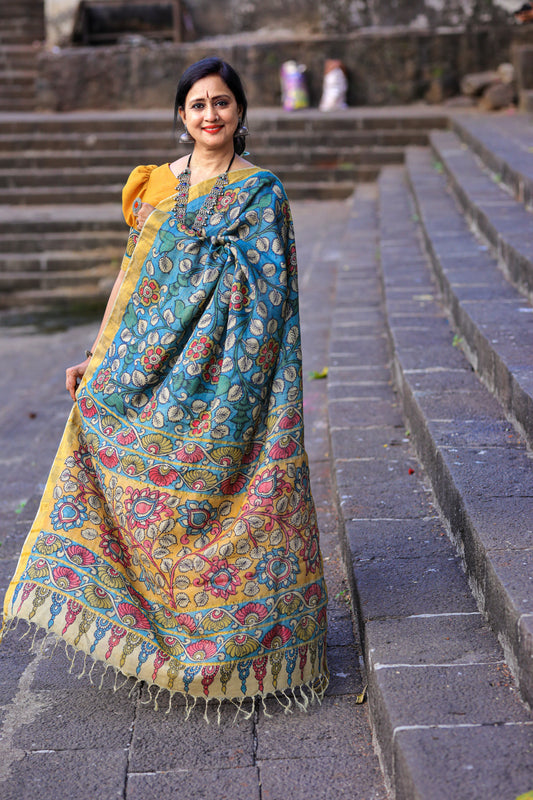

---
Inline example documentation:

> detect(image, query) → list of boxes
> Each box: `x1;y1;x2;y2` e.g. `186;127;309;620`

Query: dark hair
174;57;248;155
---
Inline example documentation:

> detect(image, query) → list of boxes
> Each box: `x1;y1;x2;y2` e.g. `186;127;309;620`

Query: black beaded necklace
172;151;237;232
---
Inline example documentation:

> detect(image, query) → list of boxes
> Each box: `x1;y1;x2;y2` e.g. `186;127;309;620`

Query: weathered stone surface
36;25;528;111
0;749;129;800
127;767;262;800
394;724;533;800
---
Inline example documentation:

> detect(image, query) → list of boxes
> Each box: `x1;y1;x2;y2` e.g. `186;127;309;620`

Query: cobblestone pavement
0;200;388;800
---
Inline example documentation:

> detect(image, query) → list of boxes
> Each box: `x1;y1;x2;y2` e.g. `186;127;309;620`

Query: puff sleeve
122;164;158;228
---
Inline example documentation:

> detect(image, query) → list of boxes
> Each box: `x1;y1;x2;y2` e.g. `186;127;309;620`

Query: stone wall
45;0;522;45
36;25;533;111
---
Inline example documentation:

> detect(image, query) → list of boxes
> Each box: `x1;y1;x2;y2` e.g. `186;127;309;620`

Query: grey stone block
355;549;478;621
365;614;503;668
394;723;533;800
129;699;255;772
12;688;136;751
127;766;261;800
255;694;369;761
0;749;128;800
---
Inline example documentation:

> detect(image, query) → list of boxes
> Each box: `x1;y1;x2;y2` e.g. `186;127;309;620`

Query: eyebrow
188;94;231;104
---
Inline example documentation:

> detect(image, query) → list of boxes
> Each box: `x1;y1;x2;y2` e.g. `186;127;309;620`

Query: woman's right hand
66;357;90;401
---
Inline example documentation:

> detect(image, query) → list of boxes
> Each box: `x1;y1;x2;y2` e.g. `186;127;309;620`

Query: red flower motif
257;339;280;372
230;282;250;311
79;397;98;418
269;435;297;460
74;448;94;472
242;442;262;464
220;472;247;495
93;368;111;392
175;443;204;463
202;355;223;384
185;335;211;361
185;639;218;661
116;428;136;445
176;613;197;634
52;566;81;590
141;345;168;372
125;487;173;529
262;624;292;649
234;602;269;625
117;602;151;630
99;529;130;566
66;545;96;566
278;409;302;430
304;583;323;606
138;277;161;306
288;243;297;273
200;557;242;600
249;466;284;506
139;397;157;422
215;189;237;211
148;465;178;486
99;446;119;468
191;411;211;437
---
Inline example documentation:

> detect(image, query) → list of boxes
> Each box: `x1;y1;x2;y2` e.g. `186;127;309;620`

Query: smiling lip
202;125;223;133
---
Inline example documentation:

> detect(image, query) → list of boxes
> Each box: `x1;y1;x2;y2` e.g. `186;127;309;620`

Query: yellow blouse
122;163;177;228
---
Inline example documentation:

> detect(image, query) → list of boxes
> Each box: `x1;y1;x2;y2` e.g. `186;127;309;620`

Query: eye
216;100;229;107
191;102;204;110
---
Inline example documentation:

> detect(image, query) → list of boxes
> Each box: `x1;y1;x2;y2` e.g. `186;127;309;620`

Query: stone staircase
329;111;533;797
0;106;447;320
0;0;43;112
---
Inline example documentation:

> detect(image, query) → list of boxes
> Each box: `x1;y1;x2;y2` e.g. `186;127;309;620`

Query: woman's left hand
136;203;155;230
66;357;90;401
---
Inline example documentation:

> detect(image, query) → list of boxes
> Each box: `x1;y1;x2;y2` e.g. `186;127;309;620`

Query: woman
1;58;328;712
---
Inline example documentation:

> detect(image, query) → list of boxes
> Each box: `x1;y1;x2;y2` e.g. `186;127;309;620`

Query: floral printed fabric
2;168;328;705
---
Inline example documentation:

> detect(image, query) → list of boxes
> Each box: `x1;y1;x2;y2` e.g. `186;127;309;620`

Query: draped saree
1;167;329;708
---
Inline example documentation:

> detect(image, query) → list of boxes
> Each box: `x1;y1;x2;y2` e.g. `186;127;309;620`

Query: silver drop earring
179;127;195;144
234;121;249;137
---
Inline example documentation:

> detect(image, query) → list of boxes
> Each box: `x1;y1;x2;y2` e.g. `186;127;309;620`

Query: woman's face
179;74;242;153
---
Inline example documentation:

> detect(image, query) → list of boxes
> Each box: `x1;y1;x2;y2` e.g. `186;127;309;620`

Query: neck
189;145;236;179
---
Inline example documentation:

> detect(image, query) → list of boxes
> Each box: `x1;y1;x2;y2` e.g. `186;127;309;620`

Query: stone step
0;146;402;171
0;203;125;235
0;108;448;135
0;228;125;254
0;150;401;186
379;163;533;711
0;170;373;204
0;264;113;294
0;284;110;313
0;248;123;275
451;114;533;210
406;145;533;451
430;129;533;301
329;181;533;800
0;129;428;151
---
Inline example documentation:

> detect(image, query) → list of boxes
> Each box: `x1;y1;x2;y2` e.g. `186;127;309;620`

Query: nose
204;101;219;120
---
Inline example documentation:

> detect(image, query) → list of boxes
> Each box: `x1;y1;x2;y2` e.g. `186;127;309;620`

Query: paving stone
12;688;136;750
258;753;388;800
356;550;478;621
366;614;503;668
394;724;533;800
0;748;128;800
128;698;256;772
346;517;457;563
328;397;403;429
255;694;368;761
127;767;261;800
